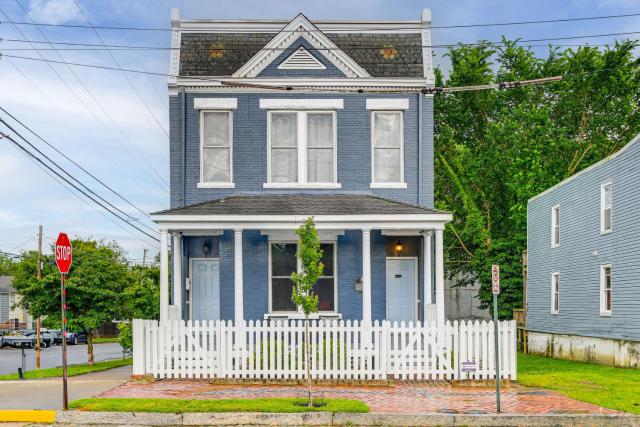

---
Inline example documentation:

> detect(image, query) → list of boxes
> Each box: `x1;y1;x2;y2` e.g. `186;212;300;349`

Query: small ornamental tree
291;217;324;407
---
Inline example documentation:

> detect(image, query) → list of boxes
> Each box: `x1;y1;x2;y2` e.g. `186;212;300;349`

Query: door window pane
373;112;402;183
201;112;231;183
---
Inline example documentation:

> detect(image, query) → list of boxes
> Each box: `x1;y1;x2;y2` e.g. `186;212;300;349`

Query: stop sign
55;233;73;274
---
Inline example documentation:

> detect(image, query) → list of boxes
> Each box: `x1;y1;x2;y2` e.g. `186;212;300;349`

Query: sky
0;0;639;262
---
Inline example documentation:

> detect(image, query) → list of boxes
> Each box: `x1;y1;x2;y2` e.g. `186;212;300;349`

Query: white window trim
370;110;405;188
600;264;612;316
366;98;409;110
268;241;338;316
199;110;234;187
550;272;560;314
551;204;560;248
600;181;612;235
259;99;343;110
194;98;238;110
265;110;340;188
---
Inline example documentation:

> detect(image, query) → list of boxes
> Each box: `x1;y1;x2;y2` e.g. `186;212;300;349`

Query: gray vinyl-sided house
527;133;640;367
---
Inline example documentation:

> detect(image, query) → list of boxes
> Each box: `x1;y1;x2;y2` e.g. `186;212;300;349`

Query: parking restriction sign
492;264;500;295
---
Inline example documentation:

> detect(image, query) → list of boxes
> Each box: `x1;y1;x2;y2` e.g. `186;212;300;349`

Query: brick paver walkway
100;380;616;415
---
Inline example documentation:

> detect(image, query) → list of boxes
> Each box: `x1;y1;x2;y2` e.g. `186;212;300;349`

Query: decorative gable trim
233;14;370;79
278;47;326;70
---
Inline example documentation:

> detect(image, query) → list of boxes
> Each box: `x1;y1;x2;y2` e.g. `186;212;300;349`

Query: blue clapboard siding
527;135;640;341
169;92;434;209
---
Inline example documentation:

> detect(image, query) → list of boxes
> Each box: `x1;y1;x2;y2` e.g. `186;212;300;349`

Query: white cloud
27;0;84;25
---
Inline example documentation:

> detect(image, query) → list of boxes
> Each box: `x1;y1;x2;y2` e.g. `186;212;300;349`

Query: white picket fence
132;319;516;381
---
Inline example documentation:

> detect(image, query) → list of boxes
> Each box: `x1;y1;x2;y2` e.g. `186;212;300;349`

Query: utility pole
142;248;148;267
36;225;43;369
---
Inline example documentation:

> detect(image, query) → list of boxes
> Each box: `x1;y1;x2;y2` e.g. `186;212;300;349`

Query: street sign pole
491;264;501;413
61;273;68;411
55;233;72;412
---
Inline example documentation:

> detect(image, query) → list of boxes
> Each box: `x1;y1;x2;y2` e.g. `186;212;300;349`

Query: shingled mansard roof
152;194;447;217
168;9;435;88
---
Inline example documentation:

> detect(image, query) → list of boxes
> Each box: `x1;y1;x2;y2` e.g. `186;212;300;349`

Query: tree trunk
87;331;94;366
305;317;313;408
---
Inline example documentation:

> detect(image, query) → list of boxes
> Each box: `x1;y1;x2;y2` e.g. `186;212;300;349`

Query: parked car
66;330;88;345
52;330;63;345
0;329;52;348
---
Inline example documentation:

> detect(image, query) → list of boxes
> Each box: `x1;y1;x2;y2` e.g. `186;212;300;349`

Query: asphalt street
0;365;131;410
0;342;125;375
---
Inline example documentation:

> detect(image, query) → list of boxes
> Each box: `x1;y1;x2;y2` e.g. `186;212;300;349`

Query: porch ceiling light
394;240;404;255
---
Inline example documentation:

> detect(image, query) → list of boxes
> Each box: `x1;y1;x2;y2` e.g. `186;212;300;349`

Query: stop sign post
55;233;72;411
491;264;501;413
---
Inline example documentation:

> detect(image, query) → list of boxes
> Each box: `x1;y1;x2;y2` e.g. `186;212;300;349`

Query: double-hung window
600;264;612;316
367;98;408;189
551;272;560;314
269;242;336;314
601;182;612;234
195;98;236;188
261;99;341;188
551;205;560;247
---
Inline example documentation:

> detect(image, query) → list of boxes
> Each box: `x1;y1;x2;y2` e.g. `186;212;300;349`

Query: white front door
386;258;417;322
191;259;220;321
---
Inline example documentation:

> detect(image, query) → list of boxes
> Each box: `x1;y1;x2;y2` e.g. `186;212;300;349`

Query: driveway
0;365;131;410
0;343;124;375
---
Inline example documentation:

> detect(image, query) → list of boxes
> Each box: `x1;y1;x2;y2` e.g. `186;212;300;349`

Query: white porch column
362;228;371;325
435;229;445;327
172;233;182;319
423;231;433;323
159;229;169;322
234;228;244;323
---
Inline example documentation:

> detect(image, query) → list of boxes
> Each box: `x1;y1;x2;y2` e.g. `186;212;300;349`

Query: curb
0;410;56;423
53;411;640;426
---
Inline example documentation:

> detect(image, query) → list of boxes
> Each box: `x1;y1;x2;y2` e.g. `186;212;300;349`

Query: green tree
291;217;324;407
118;265;160;351
12;238;130;364
435;40;640;317
0;254;16;276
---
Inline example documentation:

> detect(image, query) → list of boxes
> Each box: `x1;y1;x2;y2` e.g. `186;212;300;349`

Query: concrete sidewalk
0;366;131;410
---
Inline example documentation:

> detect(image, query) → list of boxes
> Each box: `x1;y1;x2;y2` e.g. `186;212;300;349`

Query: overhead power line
70;0;169;138
0;107;152;219
0;54;561;93
0;5;170;194
2;31;639;51
0;126;160;243
1;11;640;32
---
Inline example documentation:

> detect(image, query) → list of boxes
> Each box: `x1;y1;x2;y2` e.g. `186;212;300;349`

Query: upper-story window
261;99;342;189
601;182;612;234
551;204;560;248
367;98;408;189
195;98;237;188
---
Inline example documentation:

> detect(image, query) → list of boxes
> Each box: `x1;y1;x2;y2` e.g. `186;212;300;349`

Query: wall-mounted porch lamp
394;240;404;256
202;240;209;257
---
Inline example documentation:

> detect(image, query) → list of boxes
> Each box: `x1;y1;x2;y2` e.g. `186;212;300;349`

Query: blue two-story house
527;133;640;367
152;9;452;328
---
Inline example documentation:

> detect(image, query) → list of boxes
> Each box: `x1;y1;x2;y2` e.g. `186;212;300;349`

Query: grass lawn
93;337;120;344
518;352;640;414
69;397;369;413
0;358;131;381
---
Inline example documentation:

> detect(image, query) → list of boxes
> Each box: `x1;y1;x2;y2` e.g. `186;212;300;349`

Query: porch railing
132;318;517;381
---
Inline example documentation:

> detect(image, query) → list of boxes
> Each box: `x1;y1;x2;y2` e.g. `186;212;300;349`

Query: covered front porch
152;195;451;327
